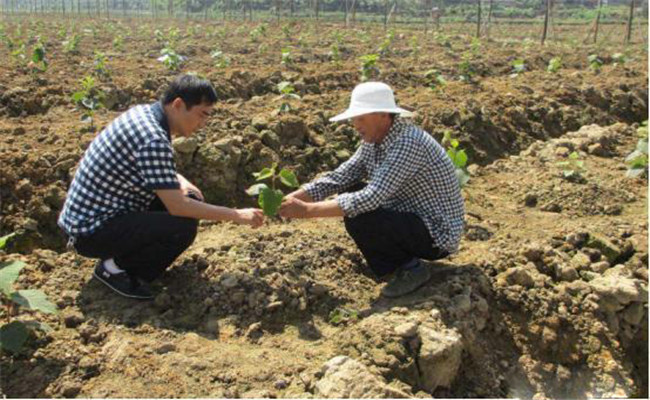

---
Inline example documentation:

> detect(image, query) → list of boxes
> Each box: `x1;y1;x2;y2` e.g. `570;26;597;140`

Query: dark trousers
344;208;448;277
73;195;199;282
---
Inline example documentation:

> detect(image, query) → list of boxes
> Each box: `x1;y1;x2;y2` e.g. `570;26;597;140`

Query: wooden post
541;0;550;45
476;0;481;38
626;0;635;44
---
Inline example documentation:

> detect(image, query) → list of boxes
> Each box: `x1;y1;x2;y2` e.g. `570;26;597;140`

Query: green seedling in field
424;69;446;91
625;121;648;179
275;81;300;113
158;47;185;71
211;49;230;69
557;151;586;181
442;130;470;187
588;54;603;72
547;57;562;73
328;307;359;326
246;163;299;217
93;51;111;80
62;33;80;54
71;75;104;129
510;59;525;77
359;54;380;82
0;233;57;355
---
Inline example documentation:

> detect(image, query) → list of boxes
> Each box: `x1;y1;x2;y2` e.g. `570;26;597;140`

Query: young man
59;74;264;300
279;82;465;298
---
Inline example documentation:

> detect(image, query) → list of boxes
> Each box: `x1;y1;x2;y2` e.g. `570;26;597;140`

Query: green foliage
424;69;447;91
442;130;470;187
275;81;300;113
158;47;185;71
359;54;380;82
71;75;104;128
588;54;603;72
625;121;648;179
246;163;299;217
62;33;81;54
328;307;359;326
557;151;586;180
0;236;57;354
547;57;562;73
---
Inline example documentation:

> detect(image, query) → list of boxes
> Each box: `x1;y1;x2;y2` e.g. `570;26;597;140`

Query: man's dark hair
161;74;218;109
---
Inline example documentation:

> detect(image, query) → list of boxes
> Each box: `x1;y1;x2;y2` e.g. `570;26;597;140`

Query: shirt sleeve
135;139;180;190
336;135;424;217
302;146;367;201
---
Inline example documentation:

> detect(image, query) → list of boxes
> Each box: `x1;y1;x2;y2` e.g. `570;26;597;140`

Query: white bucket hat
329;82;414;122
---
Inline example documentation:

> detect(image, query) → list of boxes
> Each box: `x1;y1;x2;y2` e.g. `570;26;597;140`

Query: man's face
352;112;392;144
172;98;214;137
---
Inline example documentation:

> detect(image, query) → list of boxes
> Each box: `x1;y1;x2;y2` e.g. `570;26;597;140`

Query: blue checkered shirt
303;119;465;253
58;102;180;237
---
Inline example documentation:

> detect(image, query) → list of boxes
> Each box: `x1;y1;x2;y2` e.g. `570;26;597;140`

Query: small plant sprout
71;75;104;130
210;49;230;69
0;233;57;354
158;47;185;71
328;307;359;326
625;121;648;179
557;151;586;181
246;163;299;217
424;69;447;91
547;57;562;73
510;59;525;77
275;81;300;113
93;51;111;80
280;48;293;66
359;54;380;82
442;130;470;187
588;54;603;72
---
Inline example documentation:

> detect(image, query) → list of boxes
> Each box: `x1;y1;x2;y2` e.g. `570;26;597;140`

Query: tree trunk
626;0;635;44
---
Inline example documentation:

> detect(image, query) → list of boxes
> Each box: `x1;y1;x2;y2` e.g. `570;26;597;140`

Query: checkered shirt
303;119;465;253
58;102;180;237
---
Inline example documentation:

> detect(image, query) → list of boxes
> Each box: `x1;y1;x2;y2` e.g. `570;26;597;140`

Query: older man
279;82;464;298
59;74;264;300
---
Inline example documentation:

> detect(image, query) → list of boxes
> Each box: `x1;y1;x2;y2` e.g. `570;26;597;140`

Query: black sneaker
381;262;431;298
92;261;154;300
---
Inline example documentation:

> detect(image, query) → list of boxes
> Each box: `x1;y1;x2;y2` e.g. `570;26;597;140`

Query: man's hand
279;197;311;219
177;173;204;201
235;208;265;228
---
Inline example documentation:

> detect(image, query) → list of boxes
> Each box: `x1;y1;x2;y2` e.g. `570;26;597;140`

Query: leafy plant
71;75;104;129
158;47;185;71
359;54;380;82
275;81;300;113
547;57;562;73
0;233;57;354
328;307;359;326
588;54;603;72
625;121;648;178
557;151;586;180
424;69;447;91
246;163;299;217
442;131;470;187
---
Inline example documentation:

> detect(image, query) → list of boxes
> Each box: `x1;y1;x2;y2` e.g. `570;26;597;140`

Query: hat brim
329;107;414;122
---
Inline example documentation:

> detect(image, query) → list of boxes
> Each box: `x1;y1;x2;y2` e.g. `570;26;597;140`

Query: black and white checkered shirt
303;119;465;253
58;102;180;237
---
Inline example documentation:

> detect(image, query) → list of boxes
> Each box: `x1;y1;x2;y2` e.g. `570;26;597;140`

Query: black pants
73;195;199;282
344;208;449;277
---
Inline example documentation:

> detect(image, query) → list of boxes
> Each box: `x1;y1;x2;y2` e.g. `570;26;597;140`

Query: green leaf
279;169;299;188
258;187;284;217
11;290;57;314
454;150;468;168
0;232;15;249
253;167;274;181
0;261;25;296
0;321;28;353
245;183;269;196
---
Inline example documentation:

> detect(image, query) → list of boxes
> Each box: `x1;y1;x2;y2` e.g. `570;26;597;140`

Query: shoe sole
92;270;153;300
381;271;432;298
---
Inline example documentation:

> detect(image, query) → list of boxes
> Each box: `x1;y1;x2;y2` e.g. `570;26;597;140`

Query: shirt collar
151;101;172;141
378;118;407;150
